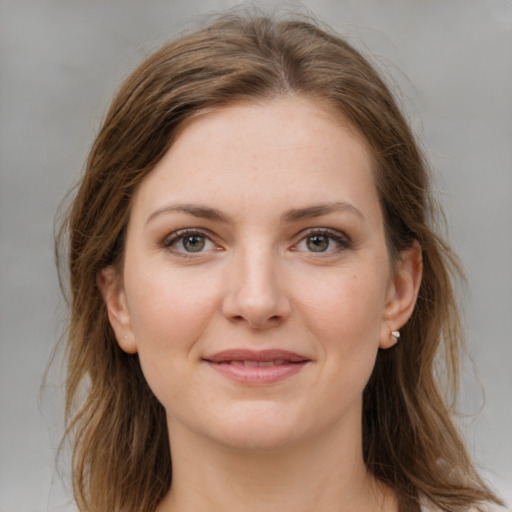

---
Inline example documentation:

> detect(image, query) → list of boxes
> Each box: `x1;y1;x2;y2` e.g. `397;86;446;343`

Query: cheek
123;263;224;407
294;260;389;392
283;265;388;429
124;262;222;355
298;266;388;346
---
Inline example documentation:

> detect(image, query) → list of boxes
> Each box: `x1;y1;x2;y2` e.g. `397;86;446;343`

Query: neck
156;416;396;512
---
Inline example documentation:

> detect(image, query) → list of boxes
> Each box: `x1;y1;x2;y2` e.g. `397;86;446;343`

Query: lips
230;359;287;367
203;349;310;385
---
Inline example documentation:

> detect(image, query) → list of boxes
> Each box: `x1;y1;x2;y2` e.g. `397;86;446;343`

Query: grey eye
181;235;206;252
306;235;330;252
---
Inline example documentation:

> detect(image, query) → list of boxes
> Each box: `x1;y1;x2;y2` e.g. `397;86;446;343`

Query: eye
162;229;217;256
181;234;207;252
306;234;331;252
294;229;351;254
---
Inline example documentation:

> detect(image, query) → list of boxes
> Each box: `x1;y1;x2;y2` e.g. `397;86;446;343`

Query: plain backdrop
1;1;511;511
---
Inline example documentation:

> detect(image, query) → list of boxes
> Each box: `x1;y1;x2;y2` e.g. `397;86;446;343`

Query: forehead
173;95;371;168
130;95;380;226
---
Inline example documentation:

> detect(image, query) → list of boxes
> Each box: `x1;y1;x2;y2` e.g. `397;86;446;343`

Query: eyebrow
282;201;364;222
147;204;230;225
147;201;363;225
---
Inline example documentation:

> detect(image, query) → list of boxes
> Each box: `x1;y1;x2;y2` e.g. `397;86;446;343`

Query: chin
192;400;309;452
211;423;303;452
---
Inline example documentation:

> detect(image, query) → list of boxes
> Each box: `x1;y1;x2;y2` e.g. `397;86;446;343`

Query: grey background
1;1;511;511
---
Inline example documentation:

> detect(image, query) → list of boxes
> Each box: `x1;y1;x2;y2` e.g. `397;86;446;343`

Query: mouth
203;349;310;385
226;359;292;367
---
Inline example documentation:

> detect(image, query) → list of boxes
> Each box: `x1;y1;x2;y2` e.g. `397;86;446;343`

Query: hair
55;12;503;512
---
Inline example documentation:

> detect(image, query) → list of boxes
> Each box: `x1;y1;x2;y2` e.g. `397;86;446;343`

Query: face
101;96;420;451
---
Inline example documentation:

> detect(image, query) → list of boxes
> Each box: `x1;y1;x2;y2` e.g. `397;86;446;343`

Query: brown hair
56;13;503;512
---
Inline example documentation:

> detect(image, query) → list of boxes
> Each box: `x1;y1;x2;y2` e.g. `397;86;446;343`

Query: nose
221;247;291;329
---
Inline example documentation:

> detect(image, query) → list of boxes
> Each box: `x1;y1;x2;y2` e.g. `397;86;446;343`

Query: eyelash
161;229;219;258
160;228;352;258
293;228;352;255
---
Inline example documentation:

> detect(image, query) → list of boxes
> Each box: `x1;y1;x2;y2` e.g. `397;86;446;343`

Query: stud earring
391;330;400;343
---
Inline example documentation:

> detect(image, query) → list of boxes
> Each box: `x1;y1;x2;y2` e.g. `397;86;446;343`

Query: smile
229;360;287;367
203;349;310;385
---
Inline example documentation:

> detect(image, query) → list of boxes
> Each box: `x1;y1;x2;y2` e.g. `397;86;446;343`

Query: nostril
221;281;292;328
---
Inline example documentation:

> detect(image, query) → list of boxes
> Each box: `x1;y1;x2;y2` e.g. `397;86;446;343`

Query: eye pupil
307;235;329;252
183;235;205;252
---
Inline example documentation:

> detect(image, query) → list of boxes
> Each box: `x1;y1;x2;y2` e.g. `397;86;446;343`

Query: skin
99;95;422;512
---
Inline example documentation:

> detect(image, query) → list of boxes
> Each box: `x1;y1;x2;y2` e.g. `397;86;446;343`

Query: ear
97;266;137;354
379;241;423;349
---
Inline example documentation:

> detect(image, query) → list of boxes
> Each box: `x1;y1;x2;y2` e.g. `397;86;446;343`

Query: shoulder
421;501;510;512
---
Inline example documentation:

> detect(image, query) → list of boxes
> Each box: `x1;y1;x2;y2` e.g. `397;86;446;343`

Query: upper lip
203;349;310;363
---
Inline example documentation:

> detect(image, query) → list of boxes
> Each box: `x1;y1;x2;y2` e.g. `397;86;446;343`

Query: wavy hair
55;13;503;512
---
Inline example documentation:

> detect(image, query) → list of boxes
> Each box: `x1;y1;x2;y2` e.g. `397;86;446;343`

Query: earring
391;330;400;343
123;335;128;340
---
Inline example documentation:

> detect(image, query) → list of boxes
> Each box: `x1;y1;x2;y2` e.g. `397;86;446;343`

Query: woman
56;13;505;512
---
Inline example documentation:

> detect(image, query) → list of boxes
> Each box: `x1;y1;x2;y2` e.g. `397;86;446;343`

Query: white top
421;502;510;512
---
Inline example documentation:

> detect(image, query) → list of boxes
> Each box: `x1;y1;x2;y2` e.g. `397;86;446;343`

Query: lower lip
205;361;308;385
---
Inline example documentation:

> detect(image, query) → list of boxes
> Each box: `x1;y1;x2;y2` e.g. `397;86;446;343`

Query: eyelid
291;228;352;252
160;228;221;257
162;227;209;243
158;227;351;257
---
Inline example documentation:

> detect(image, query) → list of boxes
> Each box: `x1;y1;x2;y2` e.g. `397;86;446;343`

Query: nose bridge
223;239;290;328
